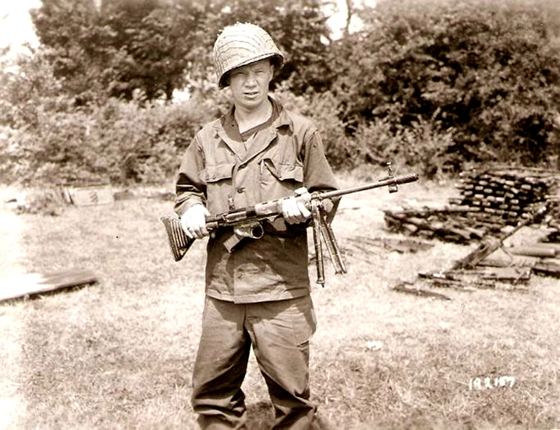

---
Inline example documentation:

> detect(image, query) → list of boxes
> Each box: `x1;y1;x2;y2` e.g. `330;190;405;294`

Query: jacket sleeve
174;135;207;218
301;128;340;221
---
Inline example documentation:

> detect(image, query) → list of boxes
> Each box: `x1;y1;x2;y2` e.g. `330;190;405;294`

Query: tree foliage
331;0;560;168
0;49;208;185
31;0;203;102
30;0;332;101
2;0;560;186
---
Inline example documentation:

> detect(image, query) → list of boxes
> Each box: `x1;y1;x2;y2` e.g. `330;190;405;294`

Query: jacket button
237;187;245;194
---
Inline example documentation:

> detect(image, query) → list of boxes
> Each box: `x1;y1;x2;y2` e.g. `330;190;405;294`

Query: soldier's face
228;59;273;111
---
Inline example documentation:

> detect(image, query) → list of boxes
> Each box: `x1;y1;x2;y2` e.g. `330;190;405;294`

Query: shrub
0;94;209;186
331;0;560;169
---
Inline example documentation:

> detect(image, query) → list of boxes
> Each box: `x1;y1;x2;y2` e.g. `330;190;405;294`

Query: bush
0;82;209;185
273;85;351;168
272;82;457;178
331;0;560;169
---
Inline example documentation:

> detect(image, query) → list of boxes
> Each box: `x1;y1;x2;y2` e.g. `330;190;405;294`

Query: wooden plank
0;269;97;302
448;266;532;282
533;262;560;278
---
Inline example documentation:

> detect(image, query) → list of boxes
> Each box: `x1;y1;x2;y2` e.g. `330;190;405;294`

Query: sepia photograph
1;0;559;429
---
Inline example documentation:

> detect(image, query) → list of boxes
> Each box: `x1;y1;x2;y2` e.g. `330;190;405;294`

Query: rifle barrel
317;173;419;200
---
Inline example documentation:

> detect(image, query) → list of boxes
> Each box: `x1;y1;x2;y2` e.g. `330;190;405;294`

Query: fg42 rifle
418;203;549;287
161;168;419;285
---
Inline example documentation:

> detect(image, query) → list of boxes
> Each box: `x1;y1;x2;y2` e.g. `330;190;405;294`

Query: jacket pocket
200;163;235;215
200;163;235;183
262;158;304;183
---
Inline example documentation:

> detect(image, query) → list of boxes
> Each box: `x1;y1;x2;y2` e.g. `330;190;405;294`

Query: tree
31;0;203;102
183;0;334;97
331;0;560;167
30;0;333;102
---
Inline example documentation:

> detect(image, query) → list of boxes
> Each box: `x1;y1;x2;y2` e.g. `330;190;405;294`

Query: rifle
448;203;549;271
418;203;549;287
160;168;419;285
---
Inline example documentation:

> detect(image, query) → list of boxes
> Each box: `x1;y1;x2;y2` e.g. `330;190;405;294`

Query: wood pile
453;166;559;223
384;167;560;289
384;166;560;244
384;205;501;243
416;229;560;293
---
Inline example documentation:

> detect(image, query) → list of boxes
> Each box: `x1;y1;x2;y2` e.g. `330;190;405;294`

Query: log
536;242;560;253
447;266;531;282
477;256;539;268
0;268;98;303
507;246;556;258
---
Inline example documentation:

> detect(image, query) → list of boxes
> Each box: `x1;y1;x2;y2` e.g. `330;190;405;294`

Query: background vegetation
0;0;559;186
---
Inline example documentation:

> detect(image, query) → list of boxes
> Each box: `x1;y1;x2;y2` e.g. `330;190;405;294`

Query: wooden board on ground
0;268;98;303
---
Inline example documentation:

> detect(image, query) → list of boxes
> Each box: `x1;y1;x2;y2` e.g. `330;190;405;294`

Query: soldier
174;23;338;429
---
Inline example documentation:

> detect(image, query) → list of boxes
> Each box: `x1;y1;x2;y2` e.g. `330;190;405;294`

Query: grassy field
0;177;559;430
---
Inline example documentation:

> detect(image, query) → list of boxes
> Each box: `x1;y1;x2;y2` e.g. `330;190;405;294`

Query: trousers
191;294;318;429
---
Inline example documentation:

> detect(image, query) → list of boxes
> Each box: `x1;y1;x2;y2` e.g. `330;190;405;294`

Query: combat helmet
213;23;284;89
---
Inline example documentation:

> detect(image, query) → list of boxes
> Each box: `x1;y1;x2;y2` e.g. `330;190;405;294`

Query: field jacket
174;97;338;303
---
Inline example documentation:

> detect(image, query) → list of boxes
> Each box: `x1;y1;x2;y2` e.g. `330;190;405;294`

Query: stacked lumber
383;205;501;243
384;166;560;243
383;166;560;285
454;167;558;223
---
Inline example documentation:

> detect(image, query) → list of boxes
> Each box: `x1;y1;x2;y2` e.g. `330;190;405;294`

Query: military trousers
191;294;318;429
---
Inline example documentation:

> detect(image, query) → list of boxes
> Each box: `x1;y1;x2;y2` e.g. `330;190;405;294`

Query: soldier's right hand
181;204;211;239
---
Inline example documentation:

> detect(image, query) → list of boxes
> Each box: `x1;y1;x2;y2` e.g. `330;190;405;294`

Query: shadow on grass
246;401;273;429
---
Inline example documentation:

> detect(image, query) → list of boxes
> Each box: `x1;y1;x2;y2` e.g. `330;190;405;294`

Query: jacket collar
270;96;294;133
211;96;294;162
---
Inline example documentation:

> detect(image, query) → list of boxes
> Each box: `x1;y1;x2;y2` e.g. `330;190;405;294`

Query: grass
0;177;559;430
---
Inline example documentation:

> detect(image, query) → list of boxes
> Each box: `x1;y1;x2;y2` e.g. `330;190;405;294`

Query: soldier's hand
282;188;312;224
181;204;211;239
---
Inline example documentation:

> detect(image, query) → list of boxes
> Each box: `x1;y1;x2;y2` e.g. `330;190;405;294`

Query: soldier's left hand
282;188;312;224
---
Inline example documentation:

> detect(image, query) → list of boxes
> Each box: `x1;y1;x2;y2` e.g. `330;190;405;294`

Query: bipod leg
318;206;347;275
311;201;325;286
